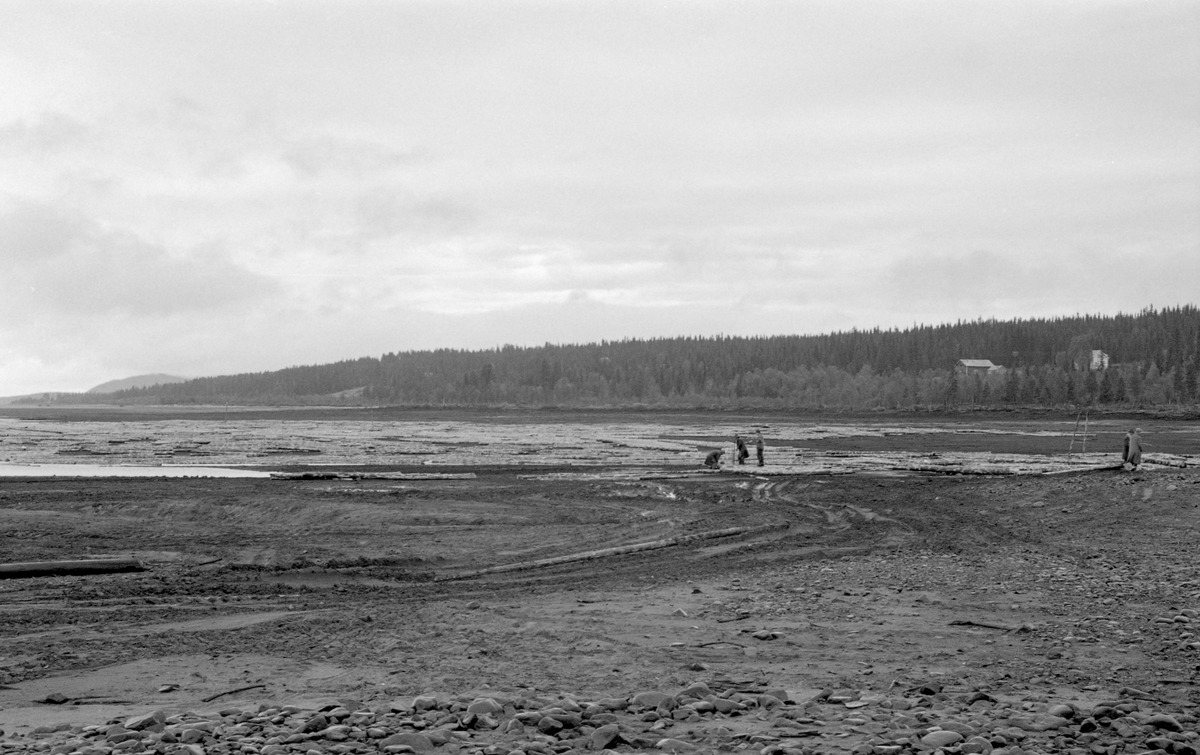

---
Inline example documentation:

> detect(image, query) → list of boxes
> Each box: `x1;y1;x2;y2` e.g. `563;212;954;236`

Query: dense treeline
30;306;1200;409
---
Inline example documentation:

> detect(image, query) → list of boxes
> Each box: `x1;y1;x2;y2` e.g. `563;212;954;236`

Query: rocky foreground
3;680;1198;755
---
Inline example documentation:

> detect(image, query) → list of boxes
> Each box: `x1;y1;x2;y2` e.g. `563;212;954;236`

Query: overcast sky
1;1;1197;395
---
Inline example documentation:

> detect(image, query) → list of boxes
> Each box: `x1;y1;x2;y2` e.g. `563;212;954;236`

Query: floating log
0;558;145;579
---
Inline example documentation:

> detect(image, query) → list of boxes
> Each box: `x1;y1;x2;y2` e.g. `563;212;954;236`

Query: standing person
1123;428;1143;470
735;435;749;465
755;432;765;467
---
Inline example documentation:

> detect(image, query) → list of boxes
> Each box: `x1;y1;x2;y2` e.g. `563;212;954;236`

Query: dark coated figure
1123;428;1143;470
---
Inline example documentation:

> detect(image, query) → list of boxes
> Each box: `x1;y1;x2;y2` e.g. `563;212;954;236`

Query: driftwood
1117;686;1173;704
441;522;789;581
201;684;267;702
1143;454;1190;468
270;471;476;481
0;558;144;579
1043;463;1124;476
949;619;1017;631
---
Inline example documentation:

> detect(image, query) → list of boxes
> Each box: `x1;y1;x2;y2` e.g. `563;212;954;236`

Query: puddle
0;463;272;478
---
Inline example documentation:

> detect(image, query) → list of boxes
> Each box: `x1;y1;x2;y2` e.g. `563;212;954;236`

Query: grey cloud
0;201;279;317
883;250;1017;303
47;239;278;316
283;135;420;177
874;246;1200;321
0;197;83;261
353;189;478;239
0;112;88;153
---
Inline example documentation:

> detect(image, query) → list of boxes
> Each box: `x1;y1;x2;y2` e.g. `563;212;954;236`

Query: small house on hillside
956;359;1001;377
1090;350;1110;370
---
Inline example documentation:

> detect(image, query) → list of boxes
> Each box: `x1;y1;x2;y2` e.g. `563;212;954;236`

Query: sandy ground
0;411;1198;743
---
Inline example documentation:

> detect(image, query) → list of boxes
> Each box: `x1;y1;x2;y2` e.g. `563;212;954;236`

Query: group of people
704;432;764;469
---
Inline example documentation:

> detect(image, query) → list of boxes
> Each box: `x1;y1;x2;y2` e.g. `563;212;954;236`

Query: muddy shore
1;410;1198;753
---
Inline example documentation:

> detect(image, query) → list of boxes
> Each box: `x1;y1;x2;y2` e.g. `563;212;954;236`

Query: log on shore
270;471;476;481
1143;454;1191;468
0;558;145;579
1043;463;1125;476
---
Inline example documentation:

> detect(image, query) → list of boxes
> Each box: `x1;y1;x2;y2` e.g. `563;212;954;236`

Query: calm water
0;463;272;478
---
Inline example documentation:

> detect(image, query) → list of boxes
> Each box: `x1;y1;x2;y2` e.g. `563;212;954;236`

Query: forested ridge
31;306;1200;409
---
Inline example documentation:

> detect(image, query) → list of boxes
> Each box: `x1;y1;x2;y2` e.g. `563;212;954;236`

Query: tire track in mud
365;494;789;596
440;520;791;582
751;479;910;527
725;478;917;560
395;477;918;590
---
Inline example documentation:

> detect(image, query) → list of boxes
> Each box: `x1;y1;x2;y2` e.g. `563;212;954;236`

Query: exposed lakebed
1;411;1197;476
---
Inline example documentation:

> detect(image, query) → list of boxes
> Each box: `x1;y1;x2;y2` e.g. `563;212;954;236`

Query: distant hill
28;306;1200;410
88;374;189;394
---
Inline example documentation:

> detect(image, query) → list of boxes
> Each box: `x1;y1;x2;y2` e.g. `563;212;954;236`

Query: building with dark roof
956;359;1001;377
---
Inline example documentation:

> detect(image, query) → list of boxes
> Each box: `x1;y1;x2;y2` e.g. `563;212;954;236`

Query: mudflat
1;409;1198;753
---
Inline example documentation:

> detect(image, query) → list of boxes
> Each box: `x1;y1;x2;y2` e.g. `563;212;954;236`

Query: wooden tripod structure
1068;409;1090;455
